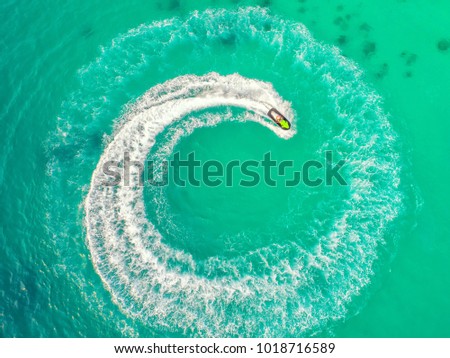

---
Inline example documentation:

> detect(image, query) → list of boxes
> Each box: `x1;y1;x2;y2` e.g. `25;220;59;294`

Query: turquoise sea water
1;0;449;337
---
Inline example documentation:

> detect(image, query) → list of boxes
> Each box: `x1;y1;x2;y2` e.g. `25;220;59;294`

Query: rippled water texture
52;8;410;336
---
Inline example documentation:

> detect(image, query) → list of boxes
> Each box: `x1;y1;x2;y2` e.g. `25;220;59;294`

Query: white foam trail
85;73;297;335
72;7;409;337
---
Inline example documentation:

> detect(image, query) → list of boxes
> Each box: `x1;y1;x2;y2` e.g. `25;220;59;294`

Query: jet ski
267;108;291;130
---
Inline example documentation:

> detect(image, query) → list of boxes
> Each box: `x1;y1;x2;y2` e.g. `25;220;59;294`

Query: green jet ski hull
267;108;291;130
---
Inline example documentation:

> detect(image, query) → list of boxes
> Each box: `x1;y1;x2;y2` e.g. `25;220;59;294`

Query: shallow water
1;0;449;337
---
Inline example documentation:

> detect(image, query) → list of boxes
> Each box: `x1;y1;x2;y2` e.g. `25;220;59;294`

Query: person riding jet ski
267;108;291;130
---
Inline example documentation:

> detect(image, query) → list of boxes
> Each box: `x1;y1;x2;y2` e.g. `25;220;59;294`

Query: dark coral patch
375;63;389;79
168;0;180;10
81;26;94;39
337;35;347;46
363;41;376;57
437;39;450;52
333;16;349;31
259;0;272;7
334;16;344;25
406;53;417;65
359;22;371;33
400;51;418;65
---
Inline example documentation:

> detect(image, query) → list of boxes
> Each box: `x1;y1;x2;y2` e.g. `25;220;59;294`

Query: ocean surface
1;0;449;337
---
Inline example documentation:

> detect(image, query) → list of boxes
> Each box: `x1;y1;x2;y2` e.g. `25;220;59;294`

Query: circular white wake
73;7;410;337
85;73;298;335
